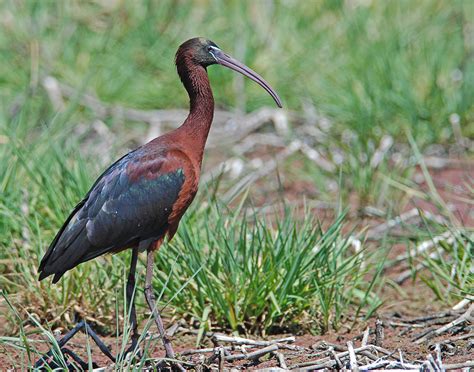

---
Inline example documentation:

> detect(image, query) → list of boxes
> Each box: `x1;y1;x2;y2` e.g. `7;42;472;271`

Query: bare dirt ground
6;302;470;370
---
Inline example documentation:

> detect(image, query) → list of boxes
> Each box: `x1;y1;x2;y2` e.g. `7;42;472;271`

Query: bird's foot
36;347;99;370
34;320;115;369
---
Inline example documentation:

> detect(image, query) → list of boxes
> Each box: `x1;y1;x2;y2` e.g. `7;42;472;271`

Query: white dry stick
444;361;474;370
46;76;302;153
209;107;290;146
370;135;393;168
393;230;454;263
300;142;336;172
201;157;241;184
366;209;449;241
92;119;113;138
366;208;420;240
301;100;333;134
47;76;235;126
424;156;450;169
449;113;465;147
395;251;439;285
427;353;441;372
227;158;246;179
222;140;301;202
212;334;295;346
291;346;379;370
416;304;474;344
348;236;364;269
361;327;370;347
273;110;290;136
42;76;65;111
346;341;359;372
273;351;288;370
452;296;473;311
435;343;443;370
201;141;300;187
180;346;235;356
297;124;327;144
423;210;450;225
232;133;285;154
144;118;162;143
358;360;390;370
224;344;279;362
329;347;343;369
398;349;405;368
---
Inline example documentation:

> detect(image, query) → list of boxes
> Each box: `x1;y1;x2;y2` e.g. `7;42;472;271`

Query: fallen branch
452;296;473;311
347;341;359;372
415;304;474;344
224;344;278;362
443;360;474;370
290;345;373;369
393;230;454;263
222;140;301;202
329;347;343;369
366;208;419;240
366;209;448;241
212;334;295;347
361;327;370;347
180;346;234;356
273;351;288;369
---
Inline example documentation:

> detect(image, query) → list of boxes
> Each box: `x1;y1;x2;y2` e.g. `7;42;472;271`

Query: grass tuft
156;203;381;334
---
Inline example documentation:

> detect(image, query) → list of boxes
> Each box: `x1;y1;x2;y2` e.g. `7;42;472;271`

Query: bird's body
39;40;216;282
39;140;193;282
36;37;281;368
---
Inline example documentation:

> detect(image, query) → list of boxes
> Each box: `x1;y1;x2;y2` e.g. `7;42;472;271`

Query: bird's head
176;37;282;108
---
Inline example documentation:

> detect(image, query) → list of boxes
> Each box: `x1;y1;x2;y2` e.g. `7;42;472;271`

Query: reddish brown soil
409;163;474;227
2;307;469;370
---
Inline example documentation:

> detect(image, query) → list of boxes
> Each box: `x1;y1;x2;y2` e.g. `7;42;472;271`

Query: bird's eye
207;46;213;52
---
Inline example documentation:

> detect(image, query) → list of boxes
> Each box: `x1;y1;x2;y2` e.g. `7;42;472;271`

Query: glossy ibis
37;37;281;368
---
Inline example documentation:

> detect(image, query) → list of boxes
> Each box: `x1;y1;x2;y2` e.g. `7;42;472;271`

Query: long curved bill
209;47;282;108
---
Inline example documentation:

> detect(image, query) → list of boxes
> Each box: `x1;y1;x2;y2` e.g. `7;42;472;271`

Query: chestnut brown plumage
37;37;281;368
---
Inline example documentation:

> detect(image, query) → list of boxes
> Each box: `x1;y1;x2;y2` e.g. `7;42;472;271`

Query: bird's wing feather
38;149;186;282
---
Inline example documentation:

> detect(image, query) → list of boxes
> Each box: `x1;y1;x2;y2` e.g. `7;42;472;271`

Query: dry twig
415;304;474;344
224;344;278;362
347;341;359;372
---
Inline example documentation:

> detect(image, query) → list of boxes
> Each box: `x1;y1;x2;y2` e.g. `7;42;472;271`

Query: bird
37;37;281;368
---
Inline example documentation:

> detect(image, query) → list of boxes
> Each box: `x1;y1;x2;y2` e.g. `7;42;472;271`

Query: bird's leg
124;247;140;354
144;248;174;358
144;248;186;372
144;247;176;359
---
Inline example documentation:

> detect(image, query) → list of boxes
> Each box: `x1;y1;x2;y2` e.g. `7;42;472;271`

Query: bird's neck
177;61;215;163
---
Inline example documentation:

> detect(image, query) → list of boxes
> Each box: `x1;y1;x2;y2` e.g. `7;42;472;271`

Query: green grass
1;1;472;141
157;205;382;335
418;230;473;302
1;0;472;212
0;1;473;368
0;116;382;334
